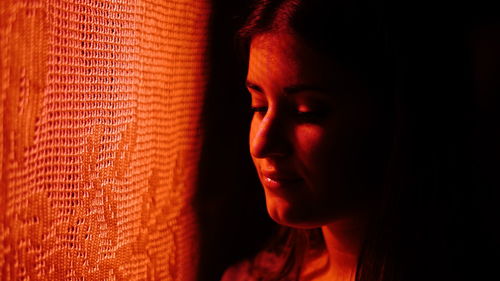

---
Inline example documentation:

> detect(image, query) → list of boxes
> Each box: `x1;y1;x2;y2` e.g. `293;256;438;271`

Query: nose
250;109;292;159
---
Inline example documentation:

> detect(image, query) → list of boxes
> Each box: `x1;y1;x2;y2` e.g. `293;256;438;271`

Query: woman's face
247;32;391;228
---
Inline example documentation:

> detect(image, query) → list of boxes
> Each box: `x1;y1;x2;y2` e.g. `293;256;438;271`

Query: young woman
221;0;493;280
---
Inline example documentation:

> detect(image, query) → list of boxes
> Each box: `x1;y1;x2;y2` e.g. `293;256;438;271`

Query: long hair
236;0;484;280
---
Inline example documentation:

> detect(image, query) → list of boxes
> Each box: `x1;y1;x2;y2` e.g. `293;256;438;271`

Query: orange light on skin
247;31;391;280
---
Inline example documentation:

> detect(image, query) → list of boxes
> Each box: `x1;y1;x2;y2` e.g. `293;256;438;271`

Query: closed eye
250;106;268;114
294;108;330;123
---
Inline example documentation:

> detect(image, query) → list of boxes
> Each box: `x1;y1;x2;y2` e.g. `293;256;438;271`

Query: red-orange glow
0;0;209;280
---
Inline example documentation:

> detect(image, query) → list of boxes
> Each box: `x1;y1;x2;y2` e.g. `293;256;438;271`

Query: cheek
293;121;351;196
293;125;333;176
294;126;325;155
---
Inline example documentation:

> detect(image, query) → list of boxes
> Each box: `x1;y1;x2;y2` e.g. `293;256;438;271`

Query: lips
260;170;303;189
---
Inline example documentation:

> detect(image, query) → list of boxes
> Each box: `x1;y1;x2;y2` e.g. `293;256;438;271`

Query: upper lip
261;170;302;181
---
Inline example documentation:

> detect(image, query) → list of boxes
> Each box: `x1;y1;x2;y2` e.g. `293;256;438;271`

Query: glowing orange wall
0;0;209;279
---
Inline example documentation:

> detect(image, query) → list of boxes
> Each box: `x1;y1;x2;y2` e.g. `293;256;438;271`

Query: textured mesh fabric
0;0;209;280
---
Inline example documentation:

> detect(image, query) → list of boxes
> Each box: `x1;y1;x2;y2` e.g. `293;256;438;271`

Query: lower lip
262;176;303;190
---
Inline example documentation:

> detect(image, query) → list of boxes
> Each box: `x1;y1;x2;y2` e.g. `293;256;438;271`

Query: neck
319;216;369;281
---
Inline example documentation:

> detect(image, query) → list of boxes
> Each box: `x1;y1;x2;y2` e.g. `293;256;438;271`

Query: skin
247;31;392;280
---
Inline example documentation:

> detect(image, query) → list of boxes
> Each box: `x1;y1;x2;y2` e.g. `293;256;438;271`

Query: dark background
195;1;500;281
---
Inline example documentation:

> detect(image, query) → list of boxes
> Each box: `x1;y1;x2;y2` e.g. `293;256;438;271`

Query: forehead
248;32;335;89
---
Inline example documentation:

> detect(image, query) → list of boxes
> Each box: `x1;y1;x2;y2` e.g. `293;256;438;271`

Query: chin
265;195;325;229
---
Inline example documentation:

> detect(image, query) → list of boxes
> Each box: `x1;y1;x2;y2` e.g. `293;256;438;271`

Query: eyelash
250;106;268;114
250;106;328;123
295;110;328;123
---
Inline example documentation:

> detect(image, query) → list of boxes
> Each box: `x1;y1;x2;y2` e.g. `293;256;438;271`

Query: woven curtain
0;0;209;280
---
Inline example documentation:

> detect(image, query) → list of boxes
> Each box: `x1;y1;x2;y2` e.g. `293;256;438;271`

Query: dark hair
236;1;488;281
237;0;392;91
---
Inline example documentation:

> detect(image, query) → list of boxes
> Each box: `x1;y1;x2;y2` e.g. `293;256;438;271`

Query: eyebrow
245;80;328;95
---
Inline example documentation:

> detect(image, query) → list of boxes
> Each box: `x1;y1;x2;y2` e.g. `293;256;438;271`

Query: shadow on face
247;31;394;228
